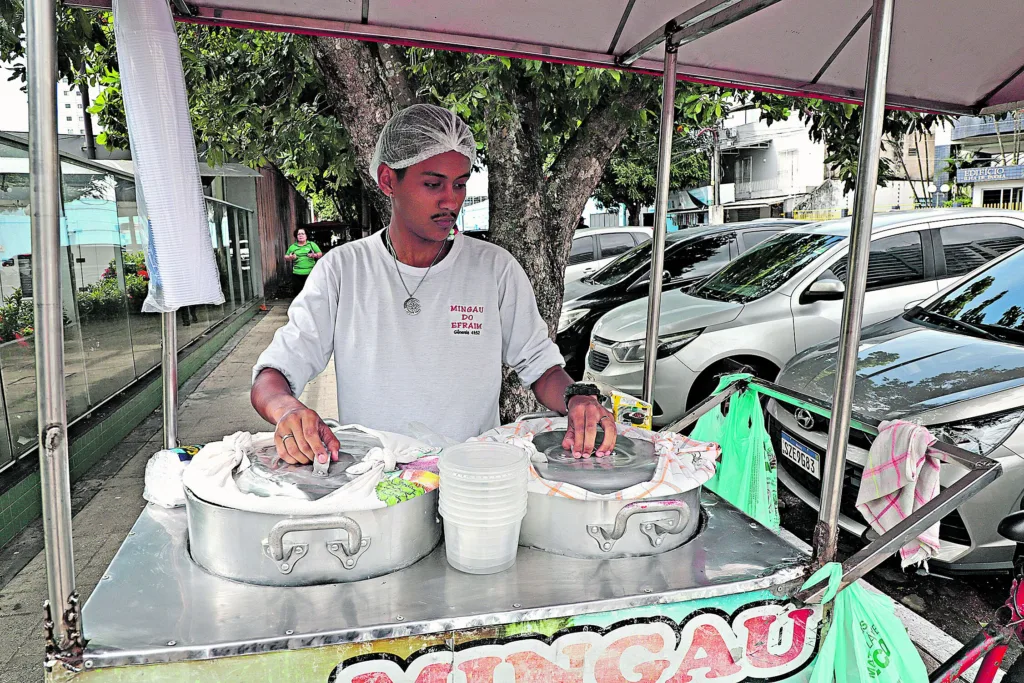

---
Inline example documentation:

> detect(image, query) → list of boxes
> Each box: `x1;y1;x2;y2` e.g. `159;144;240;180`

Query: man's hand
274;407;341;465
252;368;340;467
562;395;617;459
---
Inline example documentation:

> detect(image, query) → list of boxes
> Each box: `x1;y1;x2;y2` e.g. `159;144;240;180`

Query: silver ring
281;434;295;443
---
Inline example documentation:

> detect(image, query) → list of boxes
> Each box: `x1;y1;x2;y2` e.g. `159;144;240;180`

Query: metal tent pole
162;313;178;449
813;0;895;565
641;44;678;403
27;0;77;646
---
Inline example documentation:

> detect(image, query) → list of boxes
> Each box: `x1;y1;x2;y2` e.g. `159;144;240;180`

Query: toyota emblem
794;408;816;431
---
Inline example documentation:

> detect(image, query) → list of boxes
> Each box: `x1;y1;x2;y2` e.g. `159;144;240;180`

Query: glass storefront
0;137;260;468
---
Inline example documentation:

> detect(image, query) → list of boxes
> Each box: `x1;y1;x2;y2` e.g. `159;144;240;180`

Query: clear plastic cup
439;500;527;522
439;488;527;503
440;443;527;474
444;518;522;574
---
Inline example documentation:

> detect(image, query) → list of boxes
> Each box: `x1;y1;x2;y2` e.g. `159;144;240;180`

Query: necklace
386;228;448;315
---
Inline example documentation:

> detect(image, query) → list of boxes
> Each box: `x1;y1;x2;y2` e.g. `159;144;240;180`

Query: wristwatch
564;382;602;407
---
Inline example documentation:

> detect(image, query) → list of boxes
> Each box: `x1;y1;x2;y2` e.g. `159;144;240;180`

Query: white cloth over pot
472;417;719;501
114;0;224;311
181;426;435;515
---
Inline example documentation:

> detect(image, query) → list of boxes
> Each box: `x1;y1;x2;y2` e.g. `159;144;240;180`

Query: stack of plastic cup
439;442;528;574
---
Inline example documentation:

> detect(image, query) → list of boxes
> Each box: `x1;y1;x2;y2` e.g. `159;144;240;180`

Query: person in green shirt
285;227;323;294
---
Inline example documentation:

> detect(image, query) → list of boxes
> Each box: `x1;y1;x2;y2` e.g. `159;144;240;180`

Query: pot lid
530;429;657;494
233;429;383;501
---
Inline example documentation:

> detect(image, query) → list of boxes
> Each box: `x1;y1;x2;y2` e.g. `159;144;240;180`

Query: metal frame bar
976;64;1024;113
641;46;678;403
606;0;639;55
811;7;871;85
619;0;782;66
980;100;1024;117
814;0;895;567
161;313;178;450
27;0;78;649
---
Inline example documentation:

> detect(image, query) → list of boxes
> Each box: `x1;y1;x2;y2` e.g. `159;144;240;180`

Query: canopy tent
26;0;1018;652
67;0;1024;116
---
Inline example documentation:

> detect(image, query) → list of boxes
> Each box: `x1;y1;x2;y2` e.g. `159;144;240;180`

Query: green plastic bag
690;373;780;531
802;563;928;683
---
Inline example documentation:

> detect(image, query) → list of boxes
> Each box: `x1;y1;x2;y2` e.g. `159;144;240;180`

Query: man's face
380;151;471;243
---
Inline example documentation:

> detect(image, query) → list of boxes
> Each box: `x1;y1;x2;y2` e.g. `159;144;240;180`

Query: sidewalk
0;302;339;682
0;300;996;681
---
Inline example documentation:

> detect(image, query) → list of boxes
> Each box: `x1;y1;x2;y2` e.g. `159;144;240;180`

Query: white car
565;226;653;283
584;209;1024;426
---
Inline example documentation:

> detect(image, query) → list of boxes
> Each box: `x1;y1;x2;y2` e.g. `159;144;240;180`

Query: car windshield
910;251;1024;345
589;232;687;286
692;232;843;304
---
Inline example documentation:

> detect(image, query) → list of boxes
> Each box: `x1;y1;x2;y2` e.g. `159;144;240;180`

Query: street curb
776;527;1002;682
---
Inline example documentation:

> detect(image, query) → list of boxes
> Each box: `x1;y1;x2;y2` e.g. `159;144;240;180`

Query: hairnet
370;104;477;181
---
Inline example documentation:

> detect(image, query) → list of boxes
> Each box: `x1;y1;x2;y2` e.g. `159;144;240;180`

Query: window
740;229;781;251
982;188;1023;208
917;254;1024;344
737;157;753;183
908;148;919;157
663;232;735;280
694;232;843;304
599;233;636;259
568;236;595;266
64;103;71;109
940;223;1024;277
778;150;798;189
66;116;72;121
829;232;925;290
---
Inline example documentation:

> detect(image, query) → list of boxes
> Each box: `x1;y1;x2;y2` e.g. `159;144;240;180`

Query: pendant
403;297;422;315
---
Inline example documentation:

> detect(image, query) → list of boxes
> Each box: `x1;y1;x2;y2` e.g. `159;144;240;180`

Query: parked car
564;226;653;283
584;209;1024;427
558;219;809;378
771;239;1024;572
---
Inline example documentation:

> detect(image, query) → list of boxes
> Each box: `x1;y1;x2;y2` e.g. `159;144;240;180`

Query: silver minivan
772;239;1024;572
585;209;1024;427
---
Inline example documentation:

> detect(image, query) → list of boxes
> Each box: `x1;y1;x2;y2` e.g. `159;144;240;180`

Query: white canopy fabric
70;0;1024;115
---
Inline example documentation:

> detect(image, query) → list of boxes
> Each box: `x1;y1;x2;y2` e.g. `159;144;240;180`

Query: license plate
780;432;820;478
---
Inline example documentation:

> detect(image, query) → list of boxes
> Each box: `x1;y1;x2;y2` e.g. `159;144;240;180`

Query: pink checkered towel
855;419;942;568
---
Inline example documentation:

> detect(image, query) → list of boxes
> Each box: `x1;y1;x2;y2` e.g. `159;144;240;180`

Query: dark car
557;219;809;378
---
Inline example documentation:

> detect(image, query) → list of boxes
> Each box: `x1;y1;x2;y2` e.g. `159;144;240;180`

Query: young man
252;104;615;465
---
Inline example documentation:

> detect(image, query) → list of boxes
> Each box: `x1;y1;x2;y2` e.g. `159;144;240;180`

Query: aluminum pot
185;485;441;586
519;489;702;559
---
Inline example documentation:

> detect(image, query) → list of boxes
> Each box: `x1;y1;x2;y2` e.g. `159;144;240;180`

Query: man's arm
251;254;341;465
252;368;340;466
533;366;616;458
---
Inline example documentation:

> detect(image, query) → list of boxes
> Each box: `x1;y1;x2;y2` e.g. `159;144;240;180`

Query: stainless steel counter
80;492;809;668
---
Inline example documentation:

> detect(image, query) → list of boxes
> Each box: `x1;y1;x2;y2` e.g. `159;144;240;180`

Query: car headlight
558;308;590;333
932;408;1024;456
610;329;703;363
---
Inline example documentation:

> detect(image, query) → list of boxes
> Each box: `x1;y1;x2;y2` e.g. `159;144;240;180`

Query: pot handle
587;499;691;552
264;515;370;574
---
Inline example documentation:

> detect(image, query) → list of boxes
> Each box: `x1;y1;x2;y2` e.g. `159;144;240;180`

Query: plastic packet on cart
142;445;204;508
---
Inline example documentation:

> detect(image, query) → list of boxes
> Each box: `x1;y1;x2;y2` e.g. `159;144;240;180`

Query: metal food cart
22;0;1024;680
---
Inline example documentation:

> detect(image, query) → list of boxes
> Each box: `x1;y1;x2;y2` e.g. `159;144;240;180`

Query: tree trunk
309;37;409;225
627;203;641;225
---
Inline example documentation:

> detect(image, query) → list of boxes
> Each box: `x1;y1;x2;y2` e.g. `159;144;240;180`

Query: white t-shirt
253;232;564;442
